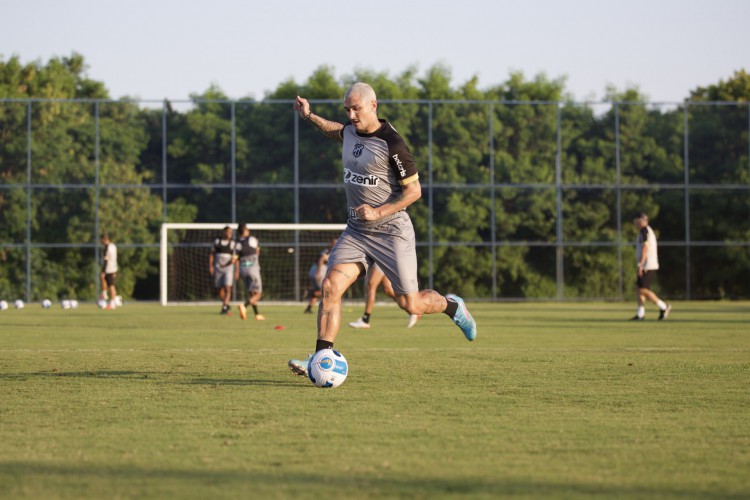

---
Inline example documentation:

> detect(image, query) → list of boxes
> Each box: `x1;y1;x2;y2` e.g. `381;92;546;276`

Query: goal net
160;223;346;306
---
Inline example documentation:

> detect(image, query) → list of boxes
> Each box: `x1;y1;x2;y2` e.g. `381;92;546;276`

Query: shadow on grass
0;370;155;380
0;460;743;499
526;317;750;325
0;370;302;388
187;377;302;387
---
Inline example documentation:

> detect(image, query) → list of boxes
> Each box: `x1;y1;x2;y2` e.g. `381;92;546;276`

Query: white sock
656;300;667;311
637;306;645;318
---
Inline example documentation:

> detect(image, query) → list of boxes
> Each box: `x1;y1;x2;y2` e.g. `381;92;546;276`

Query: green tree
684;70;750;297
4;55;749;301
0;54;163;301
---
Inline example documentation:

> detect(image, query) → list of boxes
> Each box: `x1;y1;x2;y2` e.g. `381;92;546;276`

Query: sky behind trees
1;0;748;102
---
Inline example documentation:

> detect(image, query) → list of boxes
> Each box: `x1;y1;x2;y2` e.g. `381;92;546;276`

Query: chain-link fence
1;99;748;302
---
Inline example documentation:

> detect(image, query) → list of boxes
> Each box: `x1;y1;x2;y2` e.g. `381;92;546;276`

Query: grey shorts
213;266;234;288
328;212;418;295
240;264;262;293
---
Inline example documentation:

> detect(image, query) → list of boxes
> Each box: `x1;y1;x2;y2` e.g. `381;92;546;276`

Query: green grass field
1;301;749;499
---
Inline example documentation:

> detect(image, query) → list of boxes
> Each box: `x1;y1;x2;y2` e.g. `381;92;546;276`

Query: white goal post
160;223;346;306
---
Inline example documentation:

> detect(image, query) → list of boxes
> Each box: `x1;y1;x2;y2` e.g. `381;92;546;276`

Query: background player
304;237;337;314
100;234;118;310
209;226;238;315
631;212;672;320
236;224;264;320
349;263;420;329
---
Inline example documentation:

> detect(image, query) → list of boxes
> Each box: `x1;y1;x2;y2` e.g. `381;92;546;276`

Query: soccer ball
307;349;349;388
0;300;8;311
61;300;71;310
97;299;107;309
14;299;25;309
42;299;52;309
70;299;79;309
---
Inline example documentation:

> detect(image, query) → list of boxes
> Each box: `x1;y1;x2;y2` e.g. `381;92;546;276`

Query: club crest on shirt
352;143;364;158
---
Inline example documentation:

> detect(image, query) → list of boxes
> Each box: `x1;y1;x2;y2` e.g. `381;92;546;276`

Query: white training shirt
103;243;118;274
636;225;659;271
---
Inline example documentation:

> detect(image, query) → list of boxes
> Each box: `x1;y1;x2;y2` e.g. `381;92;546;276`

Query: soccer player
209;226;238;315
349;263;420;329
288;82;476;377
235;224;265;320
100;234;118;310
631;212;672;321
304;238;337;314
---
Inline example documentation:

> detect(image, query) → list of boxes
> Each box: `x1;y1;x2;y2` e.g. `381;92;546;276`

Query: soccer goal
160;223;346;306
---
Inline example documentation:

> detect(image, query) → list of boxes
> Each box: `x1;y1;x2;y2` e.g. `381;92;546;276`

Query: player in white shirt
100;234;118;310
631;212;672;321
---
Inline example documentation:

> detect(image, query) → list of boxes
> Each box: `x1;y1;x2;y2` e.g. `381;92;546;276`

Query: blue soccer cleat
288;354;312;376
446;294;477;341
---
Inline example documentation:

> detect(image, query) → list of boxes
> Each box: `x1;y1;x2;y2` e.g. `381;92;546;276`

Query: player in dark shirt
209;226;238;315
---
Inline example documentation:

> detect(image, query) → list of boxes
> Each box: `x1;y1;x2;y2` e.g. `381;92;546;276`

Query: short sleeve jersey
237;236;260;267
212;238;238;268
103;243;118;274
636;225;659;271
340;119;418;226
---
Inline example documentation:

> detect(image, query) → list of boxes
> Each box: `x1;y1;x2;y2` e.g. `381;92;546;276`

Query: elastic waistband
348;210;405;228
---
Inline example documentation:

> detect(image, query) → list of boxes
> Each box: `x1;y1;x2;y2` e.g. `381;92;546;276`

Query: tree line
1;54;749;301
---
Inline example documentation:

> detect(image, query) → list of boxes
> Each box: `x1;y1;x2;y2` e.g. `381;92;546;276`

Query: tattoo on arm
308;114;344;143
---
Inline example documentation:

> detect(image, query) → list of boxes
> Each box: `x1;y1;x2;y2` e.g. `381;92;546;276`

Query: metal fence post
428;101;434;291
615;102;623;299
555;102;564;300
162;101;168;221
294;108;301;300
489;102;497;299
94;102;101;298
683;103;691;299
231;101;237;224
230;102;237;303
25;102;32;302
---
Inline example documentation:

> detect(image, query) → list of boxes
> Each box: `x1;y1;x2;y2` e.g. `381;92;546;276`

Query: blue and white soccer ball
307;349;349;388
42;299;52;309
14;299;25;309
0;300;8;311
